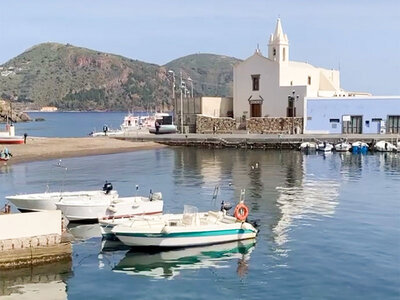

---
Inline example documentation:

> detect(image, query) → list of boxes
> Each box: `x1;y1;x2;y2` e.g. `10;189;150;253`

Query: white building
233;19;363;120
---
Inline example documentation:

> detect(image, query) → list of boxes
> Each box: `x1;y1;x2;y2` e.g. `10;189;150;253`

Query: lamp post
180;71;184;133
168;70;175;122
187;77;193;98
287;90;299;134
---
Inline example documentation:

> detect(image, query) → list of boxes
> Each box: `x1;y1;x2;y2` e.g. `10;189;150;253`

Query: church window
251;75;260;91
308;76;312;85
273;48;276;56
283;48;286;61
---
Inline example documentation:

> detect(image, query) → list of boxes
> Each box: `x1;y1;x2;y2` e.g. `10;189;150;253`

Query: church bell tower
268;18;289;63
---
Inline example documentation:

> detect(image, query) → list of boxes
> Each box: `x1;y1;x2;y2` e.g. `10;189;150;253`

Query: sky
0;0;399;95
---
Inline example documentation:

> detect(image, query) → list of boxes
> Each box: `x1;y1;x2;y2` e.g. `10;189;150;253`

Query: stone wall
196;115;236;133
247;117;303;134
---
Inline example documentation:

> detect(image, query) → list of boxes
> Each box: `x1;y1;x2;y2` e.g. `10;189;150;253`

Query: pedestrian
24;133;28;144
155;121;160;134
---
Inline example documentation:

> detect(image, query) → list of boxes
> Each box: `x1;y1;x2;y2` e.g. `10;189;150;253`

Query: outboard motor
220;200;233;212
103;181;113;194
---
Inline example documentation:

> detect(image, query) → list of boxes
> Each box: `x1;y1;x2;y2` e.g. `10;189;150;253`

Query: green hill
0;43;241;111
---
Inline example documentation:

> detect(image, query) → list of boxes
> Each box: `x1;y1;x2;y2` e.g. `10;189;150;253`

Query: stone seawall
247;117;303;134
196;115;236;133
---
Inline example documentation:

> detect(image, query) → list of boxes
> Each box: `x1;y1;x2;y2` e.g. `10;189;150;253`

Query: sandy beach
2;137;166;164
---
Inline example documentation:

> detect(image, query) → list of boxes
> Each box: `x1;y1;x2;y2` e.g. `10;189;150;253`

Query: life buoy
234;203;249;221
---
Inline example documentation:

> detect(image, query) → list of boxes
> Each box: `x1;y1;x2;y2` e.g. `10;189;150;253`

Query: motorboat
56;191;163;222
374;140;397;152
148;113;177;134
112;239;256;279
112;193;257;248
6;182;118;212
317;141;334;152
334;141;352;152
351;141;369;154
299;142;317;152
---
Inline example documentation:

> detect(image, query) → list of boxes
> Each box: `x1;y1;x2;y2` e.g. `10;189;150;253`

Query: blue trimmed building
304;96;400;134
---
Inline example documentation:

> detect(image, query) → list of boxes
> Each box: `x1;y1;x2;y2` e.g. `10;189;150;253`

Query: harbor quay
0;211;71;270
115;132;400;150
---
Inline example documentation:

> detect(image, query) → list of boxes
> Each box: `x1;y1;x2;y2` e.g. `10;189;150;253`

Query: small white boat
317;142;334;152
56;191;163;222
352;141;369;154
6;182;118;212
334;141;352;152
112;198;257;248
374;140;397;152
299;142;317;151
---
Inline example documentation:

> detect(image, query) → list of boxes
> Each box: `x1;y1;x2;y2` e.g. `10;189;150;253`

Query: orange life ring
234;203;249;221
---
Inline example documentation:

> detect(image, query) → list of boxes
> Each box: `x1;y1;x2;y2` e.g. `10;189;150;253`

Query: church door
251;104;262;117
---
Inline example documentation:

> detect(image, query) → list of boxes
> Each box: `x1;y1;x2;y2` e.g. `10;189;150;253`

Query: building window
308;76;311;85
273;48;276;56
387;115;400;133
283;48;286;61
290;81;293;86
329;119;340;123
251;75;260;91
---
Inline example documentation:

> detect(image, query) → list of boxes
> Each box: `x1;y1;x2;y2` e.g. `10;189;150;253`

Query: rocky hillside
0;43;241;111
0;100;31;123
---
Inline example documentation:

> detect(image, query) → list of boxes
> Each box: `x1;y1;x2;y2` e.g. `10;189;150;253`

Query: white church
233;19;365;120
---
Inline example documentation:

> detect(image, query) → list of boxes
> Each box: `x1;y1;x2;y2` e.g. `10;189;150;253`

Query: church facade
233;19;357;121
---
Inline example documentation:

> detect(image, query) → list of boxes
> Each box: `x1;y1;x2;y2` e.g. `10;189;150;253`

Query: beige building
233;19;355;121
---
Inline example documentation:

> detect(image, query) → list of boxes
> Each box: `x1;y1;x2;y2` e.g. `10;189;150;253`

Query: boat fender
234;203;249;221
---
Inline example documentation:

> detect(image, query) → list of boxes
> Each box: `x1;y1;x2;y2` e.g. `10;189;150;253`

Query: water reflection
0;259;72;299
113;239;256;279
67;223;101;240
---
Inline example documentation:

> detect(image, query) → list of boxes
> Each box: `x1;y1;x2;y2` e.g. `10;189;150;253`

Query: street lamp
180;71;184;133
187;77;194;98
287;90;299;134
168;70;176;122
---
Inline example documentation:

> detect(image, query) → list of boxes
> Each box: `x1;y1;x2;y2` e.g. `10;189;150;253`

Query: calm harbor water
0;147;399;299
15;111;131;137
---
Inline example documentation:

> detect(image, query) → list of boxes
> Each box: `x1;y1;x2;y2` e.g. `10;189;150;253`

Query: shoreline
2;137;166;165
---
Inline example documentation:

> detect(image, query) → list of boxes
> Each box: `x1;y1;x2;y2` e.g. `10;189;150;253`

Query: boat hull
115;228;257;248
0;137;24;144
6;190;118;212
57;198;163;222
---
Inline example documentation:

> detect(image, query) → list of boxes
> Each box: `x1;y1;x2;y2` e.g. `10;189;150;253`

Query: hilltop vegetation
0;43;241;111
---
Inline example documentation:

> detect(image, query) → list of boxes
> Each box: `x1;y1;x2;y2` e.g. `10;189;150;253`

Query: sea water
0;148;399;299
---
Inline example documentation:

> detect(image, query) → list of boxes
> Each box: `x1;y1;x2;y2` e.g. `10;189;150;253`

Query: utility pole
180;71;184;133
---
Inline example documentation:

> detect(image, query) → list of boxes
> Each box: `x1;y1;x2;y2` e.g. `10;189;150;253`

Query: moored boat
317;141;333;152
56;191;163;222
334;141;352;152
6;182;118;212
112;190;257;248
374;140;397;152
351;141;369;154
299;142;317;152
